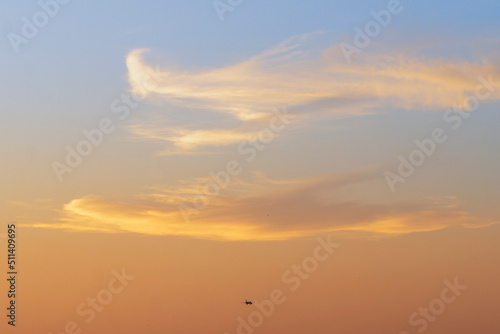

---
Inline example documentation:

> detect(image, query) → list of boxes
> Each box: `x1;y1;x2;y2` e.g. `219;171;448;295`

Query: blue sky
2;0;500;208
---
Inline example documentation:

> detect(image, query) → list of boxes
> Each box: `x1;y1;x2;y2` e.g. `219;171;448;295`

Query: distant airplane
242;299;253;305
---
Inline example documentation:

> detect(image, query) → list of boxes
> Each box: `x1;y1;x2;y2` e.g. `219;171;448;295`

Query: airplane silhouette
242;299;253;305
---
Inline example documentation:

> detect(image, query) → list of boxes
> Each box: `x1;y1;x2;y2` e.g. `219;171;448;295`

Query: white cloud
126;34;500;121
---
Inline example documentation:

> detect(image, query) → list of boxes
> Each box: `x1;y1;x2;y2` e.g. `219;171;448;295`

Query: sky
1;0;499;333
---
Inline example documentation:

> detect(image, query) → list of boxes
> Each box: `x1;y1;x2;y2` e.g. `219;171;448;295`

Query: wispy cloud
129;125;265;152
126;33;500;122
32;170;497;241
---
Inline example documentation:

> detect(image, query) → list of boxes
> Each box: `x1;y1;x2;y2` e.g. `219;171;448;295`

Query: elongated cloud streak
127;34;500;121
128;125;266;151
33;171;496;241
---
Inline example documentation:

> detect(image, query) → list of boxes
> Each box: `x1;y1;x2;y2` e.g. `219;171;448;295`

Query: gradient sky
1;0;500;333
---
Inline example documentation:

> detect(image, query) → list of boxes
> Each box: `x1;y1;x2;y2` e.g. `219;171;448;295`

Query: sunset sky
1;0;500;333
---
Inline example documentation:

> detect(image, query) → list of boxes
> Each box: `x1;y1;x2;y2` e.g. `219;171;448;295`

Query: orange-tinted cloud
128;125;271;154
126;34;500;122
33;170;497;241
